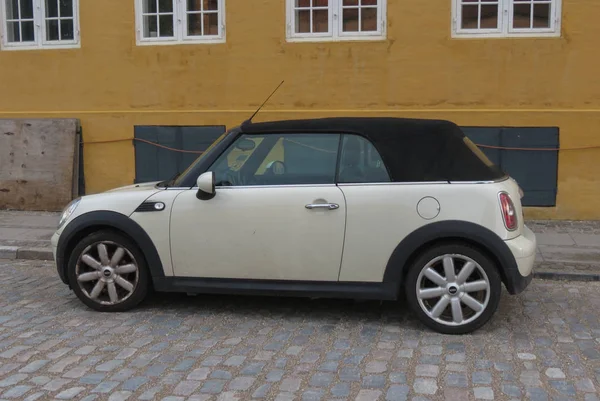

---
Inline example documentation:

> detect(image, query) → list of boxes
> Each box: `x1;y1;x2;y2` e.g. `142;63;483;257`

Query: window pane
461;5;478;29
362;0;377;5
46;19;59;40
45;0;58;17
339;135;390;183
159;14;174;36
533;3;550;28
295;0;309;7
204;0;218;11
295;10;310;33
313;0;328;6
143;15;158;37
513;3;531;28
187;0;201;11
143;0;157;14
361;7;377;31
343;0;358;5
480;4;498;29
5;0;19;20
187;13;202;35
60;19;74;39
203;12;218;35
313;9;328;32
342;8;359;32
21;20;35;41
59;0;73;17
158;0;172;13
6;21;20;42
21;0;34;18
279;134;339;185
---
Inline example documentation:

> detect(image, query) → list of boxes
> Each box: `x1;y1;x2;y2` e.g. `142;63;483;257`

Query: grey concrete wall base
16;247;53;261
0;246;18;260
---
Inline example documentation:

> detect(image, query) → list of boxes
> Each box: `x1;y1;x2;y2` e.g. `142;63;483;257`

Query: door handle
305;203;339;210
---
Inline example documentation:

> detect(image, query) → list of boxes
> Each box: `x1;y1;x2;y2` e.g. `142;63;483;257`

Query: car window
210;133;340;186
338;134;391;183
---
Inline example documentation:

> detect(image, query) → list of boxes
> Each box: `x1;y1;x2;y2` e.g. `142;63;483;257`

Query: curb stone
533;271;600;282
0;246;18;260
15;247;53;261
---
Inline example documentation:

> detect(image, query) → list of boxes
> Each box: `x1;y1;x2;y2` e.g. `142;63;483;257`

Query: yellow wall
1;0;599;219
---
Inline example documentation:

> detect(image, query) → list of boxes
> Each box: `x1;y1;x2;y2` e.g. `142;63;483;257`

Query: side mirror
196;171;216;200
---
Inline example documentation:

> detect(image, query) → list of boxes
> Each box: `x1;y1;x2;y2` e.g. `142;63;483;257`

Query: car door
169;132;346;281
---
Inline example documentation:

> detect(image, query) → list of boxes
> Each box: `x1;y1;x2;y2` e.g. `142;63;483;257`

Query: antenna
247;80;285;123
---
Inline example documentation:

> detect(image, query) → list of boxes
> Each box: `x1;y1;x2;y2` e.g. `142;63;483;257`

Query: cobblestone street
0;260;599;401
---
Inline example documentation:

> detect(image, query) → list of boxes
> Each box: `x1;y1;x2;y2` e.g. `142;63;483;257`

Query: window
136;0;225;45
0;0;79;49
210;134;340;186
286;0;386;42
338;135;390;183
452;0;561;37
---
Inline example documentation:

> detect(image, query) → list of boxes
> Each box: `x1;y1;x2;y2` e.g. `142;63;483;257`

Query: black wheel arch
56;210;166;285
383;220;525;296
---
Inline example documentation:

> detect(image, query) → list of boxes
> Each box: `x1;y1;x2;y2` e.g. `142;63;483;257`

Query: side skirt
153;277;399;301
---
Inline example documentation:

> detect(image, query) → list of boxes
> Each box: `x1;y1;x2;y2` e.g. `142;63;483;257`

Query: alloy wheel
75;241;139;305
415;254;491;326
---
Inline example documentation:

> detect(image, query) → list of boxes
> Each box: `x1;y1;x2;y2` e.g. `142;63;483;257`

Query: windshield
172;130;229;187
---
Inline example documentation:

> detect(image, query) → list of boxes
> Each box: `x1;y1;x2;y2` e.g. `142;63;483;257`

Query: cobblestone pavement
0;260;599;401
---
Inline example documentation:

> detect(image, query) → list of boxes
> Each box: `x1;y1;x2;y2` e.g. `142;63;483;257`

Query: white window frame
0;0;80;50
135;0;226;46
452;0;561;38
286;0;386;43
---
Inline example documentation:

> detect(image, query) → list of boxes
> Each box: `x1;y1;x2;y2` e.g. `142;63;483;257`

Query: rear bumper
503;225;537;294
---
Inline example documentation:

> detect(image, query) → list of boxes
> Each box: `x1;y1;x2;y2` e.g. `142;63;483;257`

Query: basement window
286;0;386;42
452;0;561;38
0;0;80;50
136;0;225;45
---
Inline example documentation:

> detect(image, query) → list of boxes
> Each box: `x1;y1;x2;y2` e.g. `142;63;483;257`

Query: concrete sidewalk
1;210;599;280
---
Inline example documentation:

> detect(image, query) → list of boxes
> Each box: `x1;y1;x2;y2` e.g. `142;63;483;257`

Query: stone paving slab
0;260;599;401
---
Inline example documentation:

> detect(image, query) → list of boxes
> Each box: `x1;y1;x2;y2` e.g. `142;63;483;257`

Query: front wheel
404;243;502;335
67;230;150;312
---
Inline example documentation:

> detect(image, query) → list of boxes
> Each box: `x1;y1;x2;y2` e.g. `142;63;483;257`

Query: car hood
104;181;161;193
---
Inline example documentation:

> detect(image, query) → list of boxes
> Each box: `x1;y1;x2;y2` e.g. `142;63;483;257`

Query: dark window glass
60;0;74;17
338;135;390;183
46;19;59;40
60;19;74;39
45;0;58;17
21;0;34;18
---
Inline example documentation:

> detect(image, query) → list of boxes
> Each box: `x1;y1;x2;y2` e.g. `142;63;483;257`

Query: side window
209;133;340;186
338;134;390;183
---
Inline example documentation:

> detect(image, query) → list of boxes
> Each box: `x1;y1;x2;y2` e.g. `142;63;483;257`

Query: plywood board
0;119;78;211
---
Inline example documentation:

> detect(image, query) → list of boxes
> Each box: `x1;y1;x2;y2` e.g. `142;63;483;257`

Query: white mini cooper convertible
52;117;536;334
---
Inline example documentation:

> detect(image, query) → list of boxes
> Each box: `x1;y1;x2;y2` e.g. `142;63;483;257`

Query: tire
66;230;150;312
404;242;502;335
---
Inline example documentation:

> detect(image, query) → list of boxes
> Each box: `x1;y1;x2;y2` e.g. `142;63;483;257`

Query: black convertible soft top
240;117;506;182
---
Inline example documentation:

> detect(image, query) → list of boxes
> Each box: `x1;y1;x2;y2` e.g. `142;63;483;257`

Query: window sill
451;31;561;39
0;42;81;51
286;34;387;43
136;37;226;46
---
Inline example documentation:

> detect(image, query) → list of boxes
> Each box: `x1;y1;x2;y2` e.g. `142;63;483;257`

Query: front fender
383;220;523;295
56;210;166;285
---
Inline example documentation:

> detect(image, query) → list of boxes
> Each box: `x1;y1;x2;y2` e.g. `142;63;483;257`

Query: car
52;117;536;334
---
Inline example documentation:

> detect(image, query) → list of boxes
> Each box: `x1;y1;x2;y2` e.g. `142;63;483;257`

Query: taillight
499;192;518;231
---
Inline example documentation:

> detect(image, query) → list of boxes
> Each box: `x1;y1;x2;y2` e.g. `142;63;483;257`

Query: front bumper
503;224;537;294
51;231;68;284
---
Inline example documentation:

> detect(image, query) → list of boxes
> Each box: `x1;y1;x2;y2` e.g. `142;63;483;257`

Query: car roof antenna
245;80;285;125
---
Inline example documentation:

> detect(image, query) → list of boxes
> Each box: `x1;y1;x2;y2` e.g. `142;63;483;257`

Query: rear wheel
405;243;501;334
67;230;150;312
